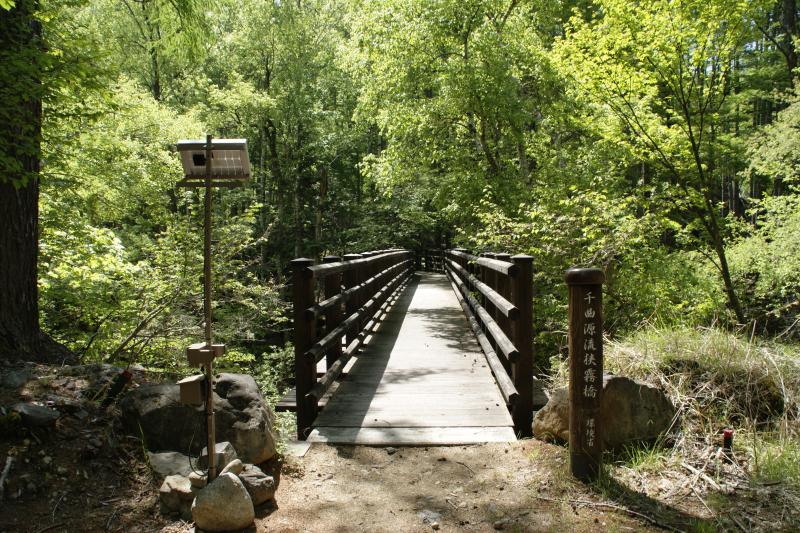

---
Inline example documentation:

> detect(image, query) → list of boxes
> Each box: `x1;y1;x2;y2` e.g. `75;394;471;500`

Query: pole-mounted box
186;342;226;368
177;374;206;405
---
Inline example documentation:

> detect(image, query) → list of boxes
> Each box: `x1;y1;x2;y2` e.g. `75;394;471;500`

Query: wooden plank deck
307;272;516;445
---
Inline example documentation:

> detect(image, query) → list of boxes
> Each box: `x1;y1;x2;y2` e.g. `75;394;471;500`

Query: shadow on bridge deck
308;271;515;445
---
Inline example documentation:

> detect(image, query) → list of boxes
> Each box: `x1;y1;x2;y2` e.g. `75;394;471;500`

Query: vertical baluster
343;254;361;346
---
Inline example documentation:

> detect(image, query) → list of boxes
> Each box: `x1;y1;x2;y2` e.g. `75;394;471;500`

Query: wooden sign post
565;268;605;481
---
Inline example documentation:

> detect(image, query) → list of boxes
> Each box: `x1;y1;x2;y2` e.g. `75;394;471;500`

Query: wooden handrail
446;258;519;319
308;271;411;403
291;249;413;439
448;267;519;362
308;250;408;278
444;248;534;437
449;249;520;277
305;262;411;362
448;276;518;405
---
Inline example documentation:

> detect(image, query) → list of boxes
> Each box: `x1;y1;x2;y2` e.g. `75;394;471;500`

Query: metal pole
203;134;217;481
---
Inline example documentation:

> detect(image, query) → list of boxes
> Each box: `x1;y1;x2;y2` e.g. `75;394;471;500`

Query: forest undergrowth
549;325;800;530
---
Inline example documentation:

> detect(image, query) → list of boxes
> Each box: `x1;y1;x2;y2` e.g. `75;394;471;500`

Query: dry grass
551;325;800;488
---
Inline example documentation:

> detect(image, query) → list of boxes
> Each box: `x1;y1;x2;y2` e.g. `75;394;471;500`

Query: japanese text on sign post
565;268;604;481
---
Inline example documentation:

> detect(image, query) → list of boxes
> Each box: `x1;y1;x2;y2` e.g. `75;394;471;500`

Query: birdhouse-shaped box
177;374;206;405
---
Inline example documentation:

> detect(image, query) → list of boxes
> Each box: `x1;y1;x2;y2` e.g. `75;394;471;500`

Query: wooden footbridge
278;249;535;445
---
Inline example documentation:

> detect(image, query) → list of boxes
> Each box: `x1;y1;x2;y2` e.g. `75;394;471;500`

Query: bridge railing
444;249;534;436
290;249;414;439
422;248;445;272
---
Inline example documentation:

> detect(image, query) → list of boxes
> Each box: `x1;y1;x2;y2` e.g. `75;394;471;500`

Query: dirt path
254;440;657;533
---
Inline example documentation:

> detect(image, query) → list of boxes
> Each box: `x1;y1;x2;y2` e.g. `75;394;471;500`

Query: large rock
119;373;277;463
199;441;238;470
220;458;244;476
214;373;278;464
149;451;194;479
11;403;60;428
531;388;569;442
238;463;276;505
1;368;33;388
191;472;255;531
532;375;678;450
159;474;198;520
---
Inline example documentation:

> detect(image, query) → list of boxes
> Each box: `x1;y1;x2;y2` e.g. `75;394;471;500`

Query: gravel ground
253;440;652;533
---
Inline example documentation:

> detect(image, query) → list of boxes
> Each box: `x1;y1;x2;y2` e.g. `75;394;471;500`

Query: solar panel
176;139;251;186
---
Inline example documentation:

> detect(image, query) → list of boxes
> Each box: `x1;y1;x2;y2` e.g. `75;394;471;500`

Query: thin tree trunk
142;0;162;101
704;201;746;324
782;0;797;82
314;167;328;257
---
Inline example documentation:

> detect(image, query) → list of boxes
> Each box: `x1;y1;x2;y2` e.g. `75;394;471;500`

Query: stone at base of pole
570;451;601;482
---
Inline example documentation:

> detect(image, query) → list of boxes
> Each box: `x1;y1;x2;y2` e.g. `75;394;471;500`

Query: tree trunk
143;0;162;101
0;179;41;359
704;202;746;324
314;167;328;258
0;2;72;362
0;1;41;359
783;0;798;82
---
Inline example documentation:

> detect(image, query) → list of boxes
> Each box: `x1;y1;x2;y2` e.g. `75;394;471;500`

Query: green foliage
39;79;287;366
5;0;797;414
748;432;800;487
349;0;562;229
727;191;800;329
746;84;800;189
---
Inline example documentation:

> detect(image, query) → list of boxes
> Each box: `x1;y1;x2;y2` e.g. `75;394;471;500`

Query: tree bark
782;0;798;82
142;0;162;100
0;178;41;360
0;1;42;359
0;2;72;362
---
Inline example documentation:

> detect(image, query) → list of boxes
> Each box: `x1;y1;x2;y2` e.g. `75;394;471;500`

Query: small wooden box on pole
565;267;605;482
178;374;206;405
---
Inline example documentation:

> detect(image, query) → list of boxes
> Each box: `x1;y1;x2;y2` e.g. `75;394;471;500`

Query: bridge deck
307;272;516;445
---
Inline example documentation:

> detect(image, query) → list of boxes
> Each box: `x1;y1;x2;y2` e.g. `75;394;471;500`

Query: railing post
510;254;533;437
291;258;316;440
565;268;605;481
323;256;342;371
343;254;361;345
